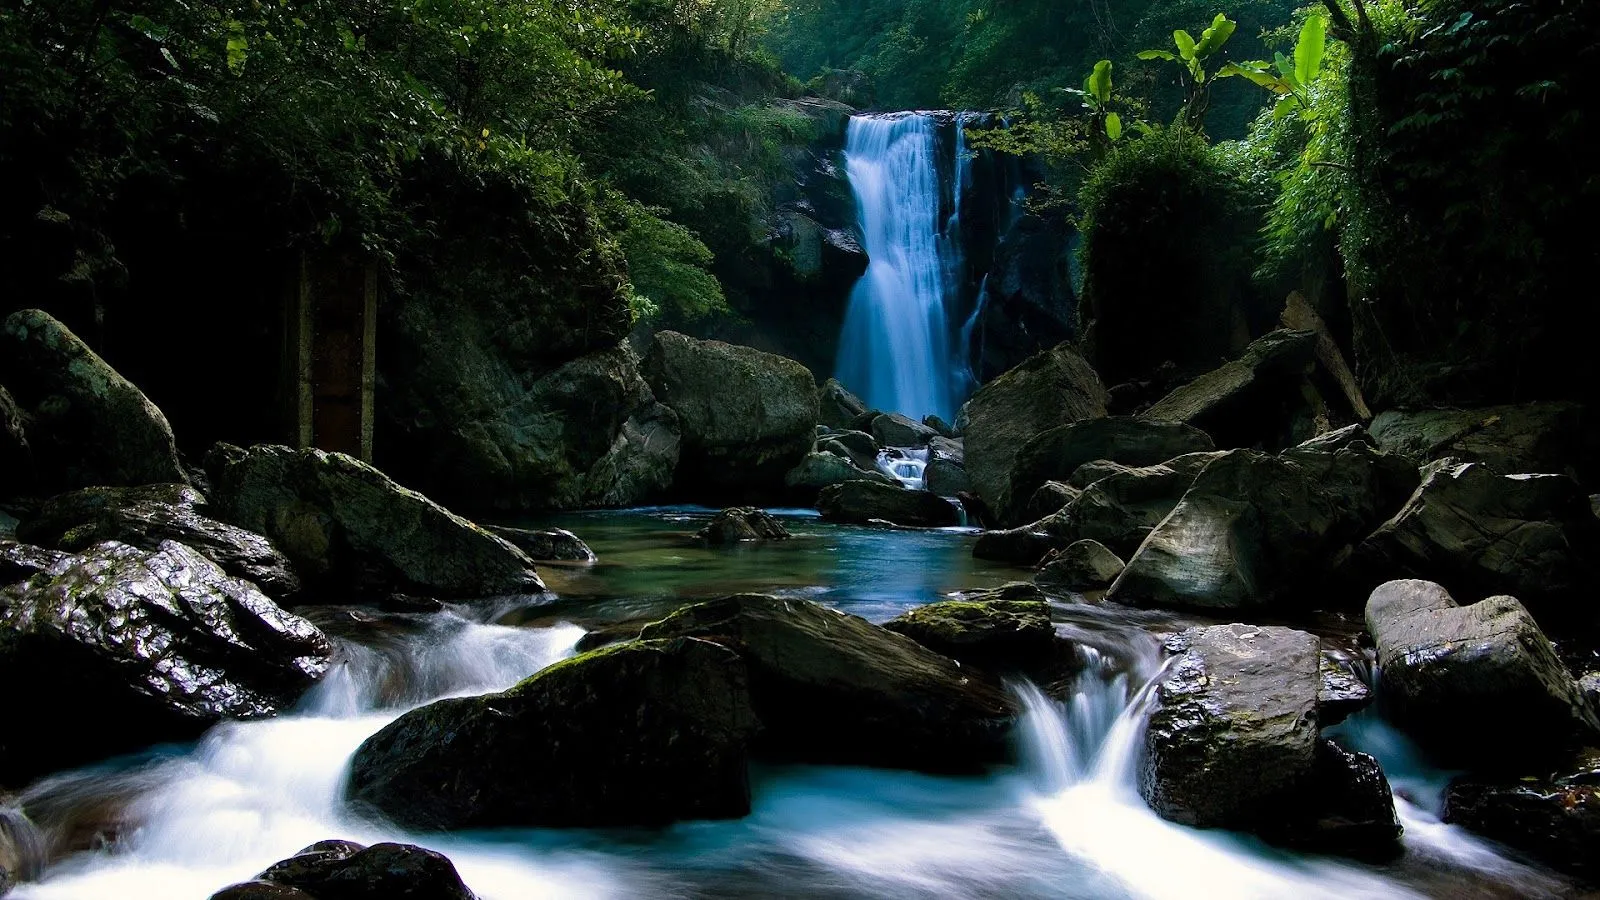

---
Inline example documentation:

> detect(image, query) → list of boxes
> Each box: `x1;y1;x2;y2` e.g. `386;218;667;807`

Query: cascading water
833;114;959;423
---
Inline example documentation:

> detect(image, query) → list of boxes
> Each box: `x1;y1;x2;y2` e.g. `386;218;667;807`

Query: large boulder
643;332;819;502
868;413;937;448
382;341;678;512
817;481;961;528
17;484;301;602
1141;624;1399;855
638;595;1016;772
0;540;333;783
481;525;594;563
211;840;477;900
347;637;756;830
205;444;544;600
1005;417;1213;522
962;344;1109;525
1141;329;1320;451
1035;540;1125;591
881;588;1055;668
783;452;896;500
0;541;67;588
1444;755;1600;880
0;309;186;492
1344;461;1600;620
1109;445;1415;612
1369;402;1586;477
923;459;972;497
697;508;792;544
1365;580;1598;768
817;378;867;431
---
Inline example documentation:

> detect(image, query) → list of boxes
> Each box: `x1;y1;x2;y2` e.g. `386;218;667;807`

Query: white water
876;447;929;491
834;113;959;423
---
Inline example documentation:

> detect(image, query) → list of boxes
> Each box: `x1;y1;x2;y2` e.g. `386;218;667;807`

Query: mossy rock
882;588;1054;668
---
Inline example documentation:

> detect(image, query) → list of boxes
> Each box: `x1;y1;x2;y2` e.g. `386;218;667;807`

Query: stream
9;508;1586;899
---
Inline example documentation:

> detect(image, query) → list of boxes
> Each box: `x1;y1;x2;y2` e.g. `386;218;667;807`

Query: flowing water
833;113;960;423
6;508;1587;899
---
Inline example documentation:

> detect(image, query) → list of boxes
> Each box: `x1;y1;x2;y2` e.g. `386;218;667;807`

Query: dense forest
4;0;1600;898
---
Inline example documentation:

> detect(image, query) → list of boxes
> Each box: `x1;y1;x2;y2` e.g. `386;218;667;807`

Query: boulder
1021;481;1079;521
0;309;186;491
1365;579;1598;768
1344;461;1600;620
0;540;332;782
1295;423;1370;453
819;429;881;471
205;444;544;600
1110;445;1415;612
481;525;594;563
1444;754;1600;880
881;589;1054;668
1142;329;1320;451
784;452;896;499
972;527;1060;566
1006;417;1213;522
643;332;819;502
347;637;756;830
817;481;961;528
697;508;792;544
869;413;937;448
1140;624;1401;856
1318;652;1373;726
211;840;477;900
17;484;300;601
817;378;868;431
923;459;971;497
1369;402;1585;477
962;344;1109;524
0;386;33;501
638;595;1016;772
928;435;964;465
0;541;67;588
1035;540;1125;591
922;414;955;437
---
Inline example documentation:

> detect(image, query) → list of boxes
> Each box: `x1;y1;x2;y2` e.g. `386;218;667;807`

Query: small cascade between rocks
875;447;929;491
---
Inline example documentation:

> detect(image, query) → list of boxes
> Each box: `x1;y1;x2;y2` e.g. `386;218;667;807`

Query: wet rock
212;839;478;900
0;806;44;895
972;527;1060;565
17;484;301;602
1064;460;1131;489
205;444;544;600
1365;579;1598;768
639;594;1016;772
818;378;868;431
928;435;965;465
1317;653;1373;726
869;413;937;448
0;540;333;782
1110;445;1415;612
348;637;756;830
1035;540;1125;591
1141;624;1396;856
882;588;1054;668
1021;481;1079;521
1444;754;1600;880
1142;329;1320;451
817;481;961;528
643;331;819;502
963;343;1109;524
697;508;792;544
1295;424;1369;453
784;452;896;501
1006;417;1213;523
819;429;882;471
0;541;67;588
922;414;955;438
1344;461;1600;621
0;386;33;502
1369;402;1585;476
923;459;971;497
0;309;186;492
481;526;595;563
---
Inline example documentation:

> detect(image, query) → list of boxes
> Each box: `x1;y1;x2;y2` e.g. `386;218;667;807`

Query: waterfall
833;113;958;423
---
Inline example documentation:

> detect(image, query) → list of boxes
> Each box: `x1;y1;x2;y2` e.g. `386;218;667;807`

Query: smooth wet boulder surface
206;444;544;600
1369;401;1586;477
1365;579;1597;768
17;484;301;601
869;413;937;448
1035;540;1125;591
348;637;754;830
1110;445;1415;612
1345;461;1600;620
1141;329;1319;451
785;452;896;500
211;839;477;900
817;481;961;528
0;541;67;588
1317;652;1372;726
1005;417;1213;523
1048;451;1221;560
639;594;1016;772
882;586;1054;668
0;309;186;492
923;459;972;497
482;525;595;563
817;377;868;431
643;331;818;502
1444;754;1600;880
0;540;332;783
697;507;792;544
962;343;1109;523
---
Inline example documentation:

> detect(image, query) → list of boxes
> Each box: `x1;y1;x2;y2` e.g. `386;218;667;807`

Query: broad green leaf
1105;112;1123;141
1274;52;1299;85
1273;95;1299;120
1174;29;1197;60
1195;14;1236;57
1137;49;1177;61
1088;59;1113;104
1218;62;1283;91
224;20;247;73
1295;14;1326;85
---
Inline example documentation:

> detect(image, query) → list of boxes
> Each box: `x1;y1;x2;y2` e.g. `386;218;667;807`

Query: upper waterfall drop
833;113;960;423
